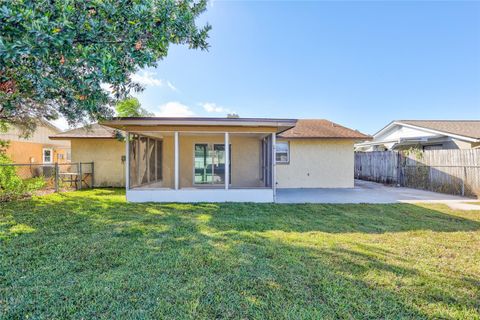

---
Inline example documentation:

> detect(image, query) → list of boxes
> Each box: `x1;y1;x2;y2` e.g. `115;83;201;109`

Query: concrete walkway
276;180;478;207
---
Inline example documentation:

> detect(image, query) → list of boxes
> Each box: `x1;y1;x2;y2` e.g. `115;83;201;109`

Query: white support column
174;131;179;190
125;132;130;190
271;133;276;201
225;132;229;190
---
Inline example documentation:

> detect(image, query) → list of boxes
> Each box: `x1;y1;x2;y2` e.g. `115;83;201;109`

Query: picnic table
58;172;92;189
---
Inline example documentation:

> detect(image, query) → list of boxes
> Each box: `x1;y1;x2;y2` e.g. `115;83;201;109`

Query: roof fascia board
355;139;399;147
371;121;397;138
355;134;450;147
49;136;116;140
102;119;297;128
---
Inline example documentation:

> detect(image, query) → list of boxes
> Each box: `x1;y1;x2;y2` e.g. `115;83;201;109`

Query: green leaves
115;97;153;117
0;0;210;134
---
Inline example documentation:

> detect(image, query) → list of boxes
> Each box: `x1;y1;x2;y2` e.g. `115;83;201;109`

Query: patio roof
101;117;298;133
51;117;372;139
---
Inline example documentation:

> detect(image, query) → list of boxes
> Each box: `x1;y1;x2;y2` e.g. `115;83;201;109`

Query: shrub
0;154;46;202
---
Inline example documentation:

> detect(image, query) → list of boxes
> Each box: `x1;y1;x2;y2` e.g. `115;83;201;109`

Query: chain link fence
0;162;94;195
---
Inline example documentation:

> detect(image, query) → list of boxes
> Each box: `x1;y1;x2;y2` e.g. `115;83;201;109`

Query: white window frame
275;141;290;164
42;148;53;164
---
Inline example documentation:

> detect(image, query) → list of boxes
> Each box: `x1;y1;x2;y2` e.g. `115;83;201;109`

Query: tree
115;97;153;117
0;0;210;134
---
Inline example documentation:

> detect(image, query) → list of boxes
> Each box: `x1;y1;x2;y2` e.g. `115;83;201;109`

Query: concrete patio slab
276;180;479;206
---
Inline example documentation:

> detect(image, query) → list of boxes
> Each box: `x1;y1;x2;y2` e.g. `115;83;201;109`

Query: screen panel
129;134;139;188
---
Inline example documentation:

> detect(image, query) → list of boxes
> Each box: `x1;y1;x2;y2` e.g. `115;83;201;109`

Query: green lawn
1;189;479;319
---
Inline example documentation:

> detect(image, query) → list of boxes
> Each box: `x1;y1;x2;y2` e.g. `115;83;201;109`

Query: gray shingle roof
278;119;371;139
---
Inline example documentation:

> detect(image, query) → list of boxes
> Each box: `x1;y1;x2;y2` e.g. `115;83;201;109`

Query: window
66;150;71;161
275;142;289;163
43;148;53;164
194;144;231;185
57;154;64;160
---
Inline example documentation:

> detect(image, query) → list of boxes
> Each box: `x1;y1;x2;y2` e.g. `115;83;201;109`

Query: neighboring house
50;124;125;187
0;120;71;164
355;120;480;151
51;117;370;202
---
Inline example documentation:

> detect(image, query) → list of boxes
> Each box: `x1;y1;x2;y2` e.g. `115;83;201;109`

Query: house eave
374;121;480;143
278;136;372;141
49;136;117;140
101;117;297;133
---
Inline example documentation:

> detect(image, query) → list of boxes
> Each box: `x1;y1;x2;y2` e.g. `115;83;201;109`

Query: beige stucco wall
72;134;263;189
72;135;356;189
177;134;263;188
71;139;125;187
276;139;355;188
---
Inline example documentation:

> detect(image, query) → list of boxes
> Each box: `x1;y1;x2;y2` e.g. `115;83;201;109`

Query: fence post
397;152;404;187
396;151;400;186
91;162;94;189
54;163;59;192
462;166;466;196
78;162;82;190
429;166;432;191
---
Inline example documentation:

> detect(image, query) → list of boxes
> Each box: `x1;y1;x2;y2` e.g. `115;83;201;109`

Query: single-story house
0;120;71;165
51;117;370;202
355;120;480;152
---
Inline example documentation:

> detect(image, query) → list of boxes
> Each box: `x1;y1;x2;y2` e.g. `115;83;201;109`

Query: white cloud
200;102;233;114
131;71;177;91
155;102;195;117
166;81;177;91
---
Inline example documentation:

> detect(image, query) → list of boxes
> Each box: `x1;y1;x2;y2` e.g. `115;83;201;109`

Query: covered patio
102;117;296;202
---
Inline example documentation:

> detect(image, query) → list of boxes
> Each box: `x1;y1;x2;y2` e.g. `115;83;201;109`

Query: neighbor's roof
278;119;371;139
397;120;480;140
50;123;117;139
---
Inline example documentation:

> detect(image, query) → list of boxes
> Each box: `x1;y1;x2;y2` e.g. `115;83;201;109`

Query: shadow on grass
1;189;479;318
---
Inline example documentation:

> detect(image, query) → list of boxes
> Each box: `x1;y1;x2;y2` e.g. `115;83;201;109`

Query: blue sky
118;1;480;134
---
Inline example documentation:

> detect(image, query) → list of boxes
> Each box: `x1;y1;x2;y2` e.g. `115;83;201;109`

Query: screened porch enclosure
128;134;164;189
103;116;296;202
126;131;275;190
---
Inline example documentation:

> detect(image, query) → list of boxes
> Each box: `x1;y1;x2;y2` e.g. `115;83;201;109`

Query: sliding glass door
194;144;231;185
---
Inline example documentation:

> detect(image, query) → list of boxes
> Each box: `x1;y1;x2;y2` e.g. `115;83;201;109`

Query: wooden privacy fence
355;150;480;197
